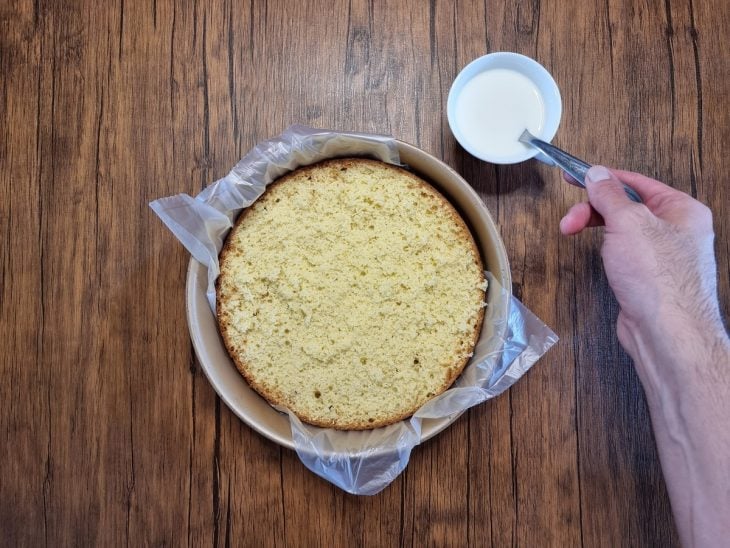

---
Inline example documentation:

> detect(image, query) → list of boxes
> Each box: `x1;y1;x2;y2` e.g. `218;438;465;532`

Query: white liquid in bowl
454;68;545;160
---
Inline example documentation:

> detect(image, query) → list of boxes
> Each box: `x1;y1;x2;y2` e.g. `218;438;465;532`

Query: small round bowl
447;52;562;165
186;140;512;450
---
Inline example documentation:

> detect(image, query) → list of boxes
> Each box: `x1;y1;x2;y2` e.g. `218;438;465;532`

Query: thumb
585;166;635;218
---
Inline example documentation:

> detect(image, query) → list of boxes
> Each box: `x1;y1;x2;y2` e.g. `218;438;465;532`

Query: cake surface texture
216;158;486;429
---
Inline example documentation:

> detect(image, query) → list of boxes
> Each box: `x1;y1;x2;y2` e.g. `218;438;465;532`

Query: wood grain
1;0;727;545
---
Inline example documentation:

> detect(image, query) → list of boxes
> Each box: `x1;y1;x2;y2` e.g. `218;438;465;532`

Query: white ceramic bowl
186;141;512;449
447;52;562;164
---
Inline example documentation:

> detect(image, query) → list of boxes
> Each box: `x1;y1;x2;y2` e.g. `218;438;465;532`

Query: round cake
216;158;486;430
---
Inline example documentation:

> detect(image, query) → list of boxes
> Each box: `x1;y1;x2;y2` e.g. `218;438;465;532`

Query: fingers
562;171;583;187
560;202;604;235
561;168;676;203
584;166;642;219
609;169;677;200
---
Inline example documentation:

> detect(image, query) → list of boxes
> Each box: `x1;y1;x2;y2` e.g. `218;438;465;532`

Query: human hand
559;166;726;382
561;167;730;547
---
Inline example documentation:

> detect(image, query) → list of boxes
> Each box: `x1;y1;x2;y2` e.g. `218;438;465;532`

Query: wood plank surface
1;0;727;545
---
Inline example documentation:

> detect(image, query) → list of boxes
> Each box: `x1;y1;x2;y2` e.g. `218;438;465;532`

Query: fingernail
559;216;571;235
585;166;613;185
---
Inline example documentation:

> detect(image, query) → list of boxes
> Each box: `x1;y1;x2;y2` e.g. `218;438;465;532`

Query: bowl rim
446;51;563;165
186;139;512;452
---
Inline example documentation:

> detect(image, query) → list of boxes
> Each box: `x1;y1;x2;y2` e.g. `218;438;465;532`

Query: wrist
619;310;730;406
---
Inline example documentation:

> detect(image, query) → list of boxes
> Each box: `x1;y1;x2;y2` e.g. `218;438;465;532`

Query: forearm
624;321;730;546
564;166;730;544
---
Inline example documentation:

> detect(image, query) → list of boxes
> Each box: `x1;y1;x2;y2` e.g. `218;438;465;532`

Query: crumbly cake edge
215;157;487;430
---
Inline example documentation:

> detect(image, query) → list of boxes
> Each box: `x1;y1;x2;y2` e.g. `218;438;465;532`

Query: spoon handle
519;131;642;203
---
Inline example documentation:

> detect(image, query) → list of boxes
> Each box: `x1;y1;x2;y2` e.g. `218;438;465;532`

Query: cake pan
185;140;512;450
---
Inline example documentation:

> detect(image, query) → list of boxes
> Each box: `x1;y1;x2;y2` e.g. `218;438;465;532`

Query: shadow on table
447;138;547;198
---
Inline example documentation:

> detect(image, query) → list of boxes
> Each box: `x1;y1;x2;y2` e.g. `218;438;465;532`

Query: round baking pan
186;139;512;450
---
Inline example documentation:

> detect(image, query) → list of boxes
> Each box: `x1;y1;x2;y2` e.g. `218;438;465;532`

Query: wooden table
2;0;728;545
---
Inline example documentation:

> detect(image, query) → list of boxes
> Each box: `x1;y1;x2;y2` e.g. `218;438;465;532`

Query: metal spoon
518;129;642;203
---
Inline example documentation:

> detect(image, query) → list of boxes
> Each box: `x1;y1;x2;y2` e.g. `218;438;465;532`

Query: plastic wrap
150;125;399;310
150;125;558;495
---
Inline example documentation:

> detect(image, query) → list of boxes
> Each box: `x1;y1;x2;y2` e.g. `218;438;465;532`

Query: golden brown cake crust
216;158;486;430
